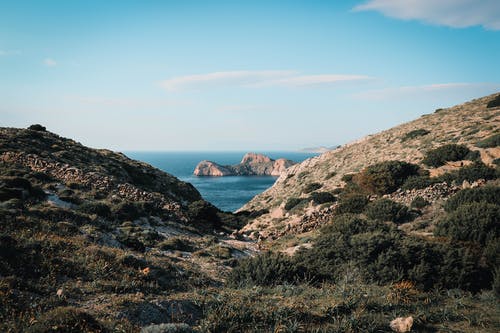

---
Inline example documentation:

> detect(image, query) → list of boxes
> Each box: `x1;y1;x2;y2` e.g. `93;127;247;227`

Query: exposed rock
193;160;233;176
390;316;413;332
193;153;295;176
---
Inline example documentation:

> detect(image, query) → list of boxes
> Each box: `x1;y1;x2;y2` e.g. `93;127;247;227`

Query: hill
239;93;500;242
0;125;255;332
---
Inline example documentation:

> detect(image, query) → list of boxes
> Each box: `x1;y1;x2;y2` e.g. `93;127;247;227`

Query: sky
1;0;500;151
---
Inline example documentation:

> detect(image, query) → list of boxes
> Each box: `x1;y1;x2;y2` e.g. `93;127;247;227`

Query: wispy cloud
251;74;374;88
43;58;57;67
353;82;500;100
161;71;373;91
353;0;500;30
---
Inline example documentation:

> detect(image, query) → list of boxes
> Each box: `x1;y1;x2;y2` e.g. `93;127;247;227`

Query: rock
193;160;234;176
193;153;296;177
390;316;413;332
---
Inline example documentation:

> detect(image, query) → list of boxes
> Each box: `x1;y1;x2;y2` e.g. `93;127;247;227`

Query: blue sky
1;0;499;151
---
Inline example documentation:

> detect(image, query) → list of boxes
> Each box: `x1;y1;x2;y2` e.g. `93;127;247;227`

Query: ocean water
125;151;318;212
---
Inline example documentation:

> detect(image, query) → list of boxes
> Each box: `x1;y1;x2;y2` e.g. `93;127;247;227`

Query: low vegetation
421;144;475;167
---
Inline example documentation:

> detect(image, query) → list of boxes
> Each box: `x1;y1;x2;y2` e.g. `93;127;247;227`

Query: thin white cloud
161;71;373;91
252;74;374;88
43;58;57;67
353;82;500;100
354;0;500;30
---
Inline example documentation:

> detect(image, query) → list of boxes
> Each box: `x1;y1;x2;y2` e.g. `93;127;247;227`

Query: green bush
401;174;436;190
187;200;220;225
27;124;46;132
341;174;354;182
486;94;500;108
402;129;430;141
354;161;421;195
227;252;306;287
27;307;105;333
310;191;336;205
444;186;500;212
422;144;473;167
159;237;194;252
335;194;369;214
436;161;497;185
435;202;499;245
411;196;429;209
77;201;111;217
303;182;322;193
364;199;409;223
475;133;500;148
284;197;305;211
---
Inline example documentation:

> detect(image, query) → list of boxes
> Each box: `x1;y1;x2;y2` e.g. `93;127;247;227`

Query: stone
390;316;413;332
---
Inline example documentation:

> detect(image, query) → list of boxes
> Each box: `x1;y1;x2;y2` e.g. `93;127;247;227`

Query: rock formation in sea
193;152;296;176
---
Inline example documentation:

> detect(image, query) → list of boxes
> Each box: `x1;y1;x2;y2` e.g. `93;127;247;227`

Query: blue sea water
125;151;318;212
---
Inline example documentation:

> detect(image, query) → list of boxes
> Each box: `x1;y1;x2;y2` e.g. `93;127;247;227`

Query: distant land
299;146;339;153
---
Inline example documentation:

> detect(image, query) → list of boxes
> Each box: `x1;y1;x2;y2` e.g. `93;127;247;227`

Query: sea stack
193;153;296;176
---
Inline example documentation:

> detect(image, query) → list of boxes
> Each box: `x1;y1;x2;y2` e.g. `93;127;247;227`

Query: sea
125;151;318;212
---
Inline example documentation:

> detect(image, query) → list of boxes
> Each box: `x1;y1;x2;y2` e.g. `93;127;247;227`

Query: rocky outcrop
193;153;295;176
193;160;234;177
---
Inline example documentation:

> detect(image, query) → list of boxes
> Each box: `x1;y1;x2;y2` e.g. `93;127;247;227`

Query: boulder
390;316;413;333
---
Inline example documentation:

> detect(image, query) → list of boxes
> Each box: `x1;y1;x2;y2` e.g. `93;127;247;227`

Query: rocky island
194;152;295;176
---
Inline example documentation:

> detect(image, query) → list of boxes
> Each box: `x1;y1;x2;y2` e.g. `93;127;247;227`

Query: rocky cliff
193;152;295;176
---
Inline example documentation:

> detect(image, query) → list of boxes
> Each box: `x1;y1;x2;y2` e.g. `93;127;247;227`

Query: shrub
159;237;194;252
141;323;194;333
335;194;369;214
402;129;430;141
112;202;142;220
341;174;354;182
436;161;496;185
27;124;46;132
421;144;473;167
310;191;336;205
494;268;500;299
227;252;306;287
303;182;322;193
354;161;421;195
411;196;429;209
284;197;305;211
435;202;499;245
187;200;220;225
325;171;337;180
486;94;500;108
444;186;500;212
475;133;500;148
364;199;409;223
27;307;105;333
77;201;111;217
401;175;436;190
